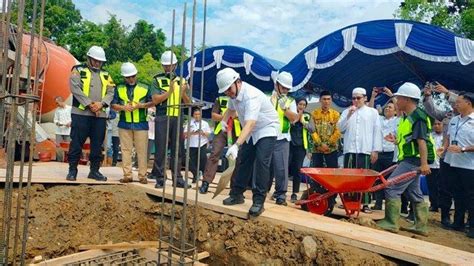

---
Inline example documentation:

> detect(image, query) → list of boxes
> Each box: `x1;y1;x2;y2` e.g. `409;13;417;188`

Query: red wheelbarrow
295;165;418;217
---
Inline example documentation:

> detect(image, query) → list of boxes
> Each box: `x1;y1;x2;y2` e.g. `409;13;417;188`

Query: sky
74;0;403;62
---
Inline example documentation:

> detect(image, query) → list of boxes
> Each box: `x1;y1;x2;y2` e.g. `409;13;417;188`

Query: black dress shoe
290;194;297;203
276;198;287;206
199;181;209;194
467;229;474;239
249;203;265;217
223;195;245;205
66;168;77;181
88;170;107;181
175;178;191;188
155;178;164;188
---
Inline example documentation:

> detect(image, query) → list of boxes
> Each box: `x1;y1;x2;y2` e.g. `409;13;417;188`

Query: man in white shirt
216;68;279;217
337;87;382;212
184;107;211;183
268;72;298;206
443;92;474;238
53;96;72;144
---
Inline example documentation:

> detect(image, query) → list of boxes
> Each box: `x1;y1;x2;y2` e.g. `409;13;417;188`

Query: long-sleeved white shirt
337;105;382;155
53;105;72;135
429;132;444;169
380;116;399;152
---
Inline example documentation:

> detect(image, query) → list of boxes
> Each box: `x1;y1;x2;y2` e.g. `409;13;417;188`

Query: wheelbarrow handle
367;170;419;193
379;164;398;179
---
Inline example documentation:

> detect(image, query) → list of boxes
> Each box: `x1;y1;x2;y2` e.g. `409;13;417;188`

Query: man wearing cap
150;51;191;188
377;82;435;236
111;62;153;184
217;67;279;217
66;45;115;181
337;87;382;212
268;72;298;206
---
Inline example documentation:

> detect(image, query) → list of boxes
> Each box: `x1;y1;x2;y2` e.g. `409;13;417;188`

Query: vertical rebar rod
12;0;38;263
168;2;187;263
157;7;176;265
2;0;26;263
20;0;45;263
180;0;196;262
193;0;207;257
0;0;12;145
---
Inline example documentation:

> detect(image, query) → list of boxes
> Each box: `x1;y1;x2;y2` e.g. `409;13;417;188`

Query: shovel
213;117;236;199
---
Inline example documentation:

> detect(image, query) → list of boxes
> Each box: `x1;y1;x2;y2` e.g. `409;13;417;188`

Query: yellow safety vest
73;65;113;110
397;108;435;162
155;73;184;117
302;113;310;150
213;96;241;137
275;96;293;134
117;84;149;123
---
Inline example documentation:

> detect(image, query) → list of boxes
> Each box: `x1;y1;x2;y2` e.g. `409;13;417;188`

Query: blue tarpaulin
281;19;474;107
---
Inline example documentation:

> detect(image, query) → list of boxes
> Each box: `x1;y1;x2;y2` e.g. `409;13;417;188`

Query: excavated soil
0;184;393;265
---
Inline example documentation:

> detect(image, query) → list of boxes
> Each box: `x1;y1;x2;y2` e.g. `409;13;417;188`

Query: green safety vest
213;96;241;137
117;84;149;123
275;96;293;134
72;65;113;110
397;108;435;162
154;73;184;117
302;113;310;150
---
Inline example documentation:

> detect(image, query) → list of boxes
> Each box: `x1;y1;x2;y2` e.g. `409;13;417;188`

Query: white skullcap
352;87;366;95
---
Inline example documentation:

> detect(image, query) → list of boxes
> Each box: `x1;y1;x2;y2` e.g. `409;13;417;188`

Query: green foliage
103;15;128;63
62;21;108;62
105;53;163;86
125;20;167;62
395;0;474;38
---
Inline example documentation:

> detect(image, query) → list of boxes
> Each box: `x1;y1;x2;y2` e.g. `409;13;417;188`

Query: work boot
66;166;78;181
175;178;191;188
155;178;164;188
440;208;451;228
223;195;245;206
249;202;265;217
377;198;401;233
402;202;429;236
199;181;209;194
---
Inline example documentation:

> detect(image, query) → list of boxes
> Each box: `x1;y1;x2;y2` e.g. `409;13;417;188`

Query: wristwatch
461;147;466;153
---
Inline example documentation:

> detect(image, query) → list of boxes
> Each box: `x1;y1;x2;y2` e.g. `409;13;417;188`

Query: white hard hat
161;51;178;65
276;71;293;89
394;82;421;100
120;62;138;77
352;87;366;95
216;68;240;93
86;45;106;62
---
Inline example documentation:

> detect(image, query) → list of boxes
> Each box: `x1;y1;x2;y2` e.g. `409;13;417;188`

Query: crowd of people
59;45;473;237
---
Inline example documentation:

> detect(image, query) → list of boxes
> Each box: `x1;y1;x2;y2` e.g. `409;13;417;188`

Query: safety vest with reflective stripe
213;96;241;137
302;113;310;150
397;107;435;162
72;65;112;110
117;84;148;124
154;73;184;117
275;97;293;134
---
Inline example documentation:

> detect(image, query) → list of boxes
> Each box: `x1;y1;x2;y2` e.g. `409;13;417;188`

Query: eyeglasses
352;96;363;100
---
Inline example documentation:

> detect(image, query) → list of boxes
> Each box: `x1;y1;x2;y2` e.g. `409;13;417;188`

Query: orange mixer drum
21;34;78;122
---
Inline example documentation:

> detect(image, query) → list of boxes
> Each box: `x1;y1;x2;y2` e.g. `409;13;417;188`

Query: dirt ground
0;184;472;264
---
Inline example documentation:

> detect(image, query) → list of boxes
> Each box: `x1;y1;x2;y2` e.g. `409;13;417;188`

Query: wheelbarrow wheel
300;187;335;216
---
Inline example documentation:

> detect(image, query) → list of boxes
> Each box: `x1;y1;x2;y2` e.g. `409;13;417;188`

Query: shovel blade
212;157;236;199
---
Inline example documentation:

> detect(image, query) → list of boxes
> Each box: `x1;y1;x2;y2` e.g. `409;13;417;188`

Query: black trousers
111;136;120;163
426;168;440;209
344;153;371;205
372;151;395;205
151;116;184;180
439;159;454;212
68;114;106;168
189;145;207;181
230;136;276;204
289;143;306;194
311;151;338;168
448;166;474;227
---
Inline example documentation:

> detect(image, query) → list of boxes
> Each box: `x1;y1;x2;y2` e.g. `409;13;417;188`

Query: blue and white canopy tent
281;19;474;107
181;45;284;106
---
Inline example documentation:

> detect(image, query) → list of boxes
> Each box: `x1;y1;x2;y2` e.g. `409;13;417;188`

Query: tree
62;21;107;62
11;0;82;43
395;0;473;38
125;20;167;61
105;53;162;86
103;15;128;63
